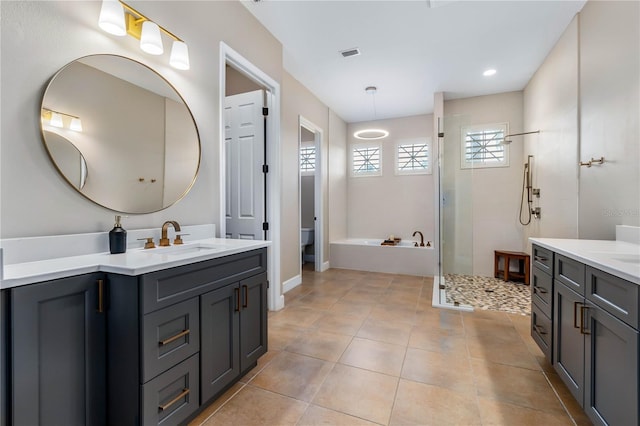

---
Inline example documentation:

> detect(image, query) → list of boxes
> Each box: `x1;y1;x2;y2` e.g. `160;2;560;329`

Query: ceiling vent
340;48;361;58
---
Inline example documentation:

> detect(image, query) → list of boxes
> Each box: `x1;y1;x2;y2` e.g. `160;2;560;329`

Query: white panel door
225;90;265;240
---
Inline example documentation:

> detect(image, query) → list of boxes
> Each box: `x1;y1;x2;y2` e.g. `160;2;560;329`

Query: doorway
298;116;324;274
220;42;283;311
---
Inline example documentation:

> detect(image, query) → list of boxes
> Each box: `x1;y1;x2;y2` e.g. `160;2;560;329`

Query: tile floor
190;267;591;426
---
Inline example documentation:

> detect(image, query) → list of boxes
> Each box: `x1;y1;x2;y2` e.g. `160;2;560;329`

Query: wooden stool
494;250;530;285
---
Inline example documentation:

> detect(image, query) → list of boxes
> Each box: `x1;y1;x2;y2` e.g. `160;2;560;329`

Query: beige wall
523;16;579;243
281;71;330;283
577;0;639;238
1;0;282;238
226;65;263;96
524;0;639;243
443;92;524;277
347;115;434;244
328;110;348;245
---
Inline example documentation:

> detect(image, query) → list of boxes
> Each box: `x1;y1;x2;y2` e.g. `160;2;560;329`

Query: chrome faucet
159;221;181;246
412;230;425;247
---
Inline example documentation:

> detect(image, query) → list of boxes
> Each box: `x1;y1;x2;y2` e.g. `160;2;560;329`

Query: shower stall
434;112;536;314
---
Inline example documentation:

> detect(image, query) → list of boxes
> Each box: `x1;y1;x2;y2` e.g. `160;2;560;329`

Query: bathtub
330;238;435;276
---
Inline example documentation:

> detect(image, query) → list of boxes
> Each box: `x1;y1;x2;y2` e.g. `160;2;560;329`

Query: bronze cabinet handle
573;301;581;329
97;279;104;313
533;324;547;335
242;285;249;308
533;285;547;294
580;305;591;335
235;287;240;312
159;329;190;346
534;256;548;262
158;388;190;411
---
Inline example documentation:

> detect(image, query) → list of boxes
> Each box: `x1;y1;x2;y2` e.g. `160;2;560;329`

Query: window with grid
461;123;509;169
351;144;381;176
396;138;431;175
300;146;316;173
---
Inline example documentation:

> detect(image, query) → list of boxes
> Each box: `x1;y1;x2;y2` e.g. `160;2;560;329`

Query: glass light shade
50;112;64;128
170;41;190;70
70;117;83;132
140;21;163;55
98;0;126;36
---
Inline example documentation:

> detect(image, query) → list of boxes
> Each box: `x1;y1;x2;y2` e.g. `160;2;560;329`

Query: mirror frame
40;54;201;214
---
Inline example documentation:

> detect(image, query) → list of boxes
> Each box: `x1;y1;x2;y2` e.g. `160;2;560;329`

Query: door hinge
262;222;269;231
267;280;270;289
262;107;269;116
262;164;269;173
438;132;444;138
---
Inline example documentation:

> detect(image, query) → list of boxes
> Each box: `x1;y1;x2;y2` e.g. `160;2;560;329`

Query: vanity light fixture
98;0;190;70
42;108;83;132
49;112;64;128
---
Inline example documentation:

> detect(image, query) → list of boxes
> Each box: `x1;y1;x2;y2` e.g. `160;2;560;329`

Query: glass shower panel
438;114;474;308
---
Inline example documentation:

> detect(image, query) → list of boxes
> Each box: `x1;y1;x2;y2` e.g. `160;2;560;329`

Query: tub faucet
412;230;425;247
160;220;181;246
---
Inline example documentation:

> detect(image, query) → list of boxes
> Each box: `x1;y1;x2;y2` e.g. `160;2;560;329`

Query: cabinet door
553;281;585;406
11;274;106;426
584;303;638;426
240;273;268;372
200;284;240;404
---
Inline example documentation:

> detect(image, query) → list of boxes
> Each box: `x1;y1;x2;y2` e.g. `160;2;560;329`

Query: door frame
298;116;324;273
219;42;283;311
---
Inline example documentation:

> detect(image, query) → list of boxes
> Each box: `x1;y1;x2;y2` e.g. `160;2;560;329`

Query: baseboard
282;274;302;293
321;261;330;272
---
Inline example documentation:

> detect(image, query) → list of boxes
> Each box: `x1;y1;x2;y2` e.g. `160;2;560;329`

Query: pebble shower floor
444;274;532;315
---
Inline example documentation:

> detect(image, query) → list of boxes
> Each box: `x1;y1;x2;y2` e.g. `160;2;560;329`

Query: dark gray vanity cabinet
548;251;639;426
530;244;554;361
10;273;107;426
200;272;268;403
108;248;267;426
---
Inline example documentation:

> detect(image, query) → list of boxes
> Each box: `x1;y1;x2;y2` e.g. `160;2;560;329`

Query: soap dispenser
109;215;127;254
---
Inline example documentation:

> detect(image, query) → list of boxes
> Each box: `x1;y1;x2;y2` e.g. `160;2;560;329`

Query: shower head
501;130;540;145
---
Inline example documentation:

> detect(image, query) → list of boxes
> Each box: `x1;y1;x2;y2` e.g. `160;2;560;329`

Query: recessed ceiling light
483;69;497;77
354;129;389;140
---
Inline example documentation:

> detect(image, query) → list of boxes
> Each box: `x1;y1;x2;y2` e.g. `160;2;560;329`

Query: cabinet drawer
141;248;267;314
142;354;200;426
555;254;585;295
586;266;638;329
532;267;553;317
142;298;200;383
531;304;552;362
532;245;553;274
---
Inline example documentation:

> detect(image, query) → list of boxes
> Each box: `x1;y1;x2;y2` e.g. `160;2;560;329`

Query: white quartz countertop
1;238;271;289
529;238;640;285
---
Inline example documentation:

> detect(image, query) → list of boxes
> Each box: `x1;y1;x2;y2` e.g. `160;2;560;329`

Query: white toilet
301;227;314;264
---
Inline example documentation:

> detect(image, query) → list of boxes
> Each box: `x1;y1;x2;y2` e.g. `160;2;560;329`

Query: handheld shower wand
519;156;534;225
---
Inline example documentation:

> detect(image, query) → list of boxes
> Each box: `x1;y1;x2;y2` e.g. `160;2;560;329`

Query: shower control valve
531;207;541;219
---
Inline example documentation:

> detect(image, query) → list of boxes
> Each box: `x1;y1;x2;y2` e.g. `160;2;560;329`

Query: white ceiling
242;0;586;123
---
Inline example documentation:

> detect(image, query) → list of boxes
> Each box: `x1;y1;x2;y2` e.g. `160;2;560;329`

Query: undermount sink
144;243;224;255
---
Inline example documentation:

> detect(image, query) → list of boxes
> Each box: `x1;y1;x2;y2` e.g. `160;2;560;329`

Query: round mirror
40;55;200;214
